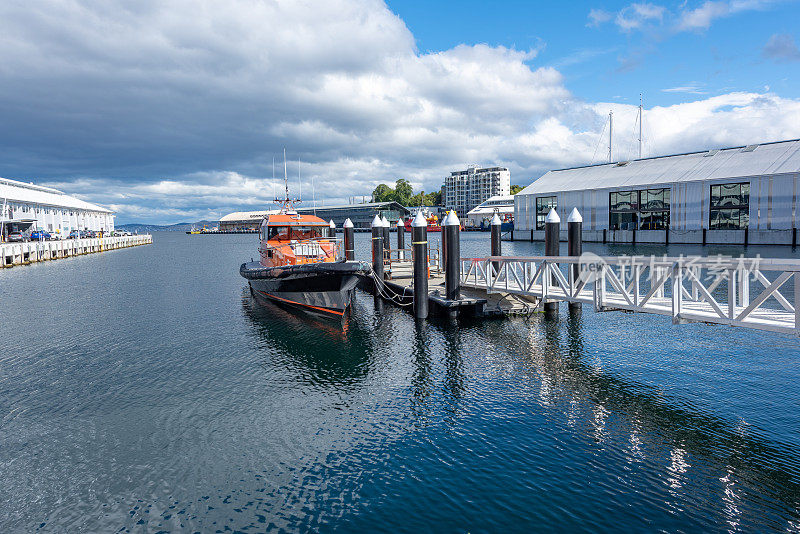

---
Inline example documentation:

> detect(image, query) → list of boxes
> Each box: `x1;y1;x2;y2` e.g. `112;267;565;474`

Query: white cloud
0;0;799;224
615;3;667;31
587;8;612;27
661;83;707;94
676;0;774;31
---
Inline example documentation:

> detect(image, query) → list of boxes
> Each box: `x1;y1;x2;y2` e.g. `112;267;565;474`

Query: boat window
268;226;288;239
290;226;323;240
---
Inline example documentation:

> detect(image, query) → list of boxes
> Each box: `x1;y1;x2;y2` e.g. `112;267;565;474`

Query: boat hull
240;260;369;317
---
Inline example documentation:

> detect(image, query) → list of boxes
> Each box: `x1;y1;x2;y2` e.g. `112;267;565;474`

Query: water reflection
474;315;800;529
410;320;434;423
241;289;373;388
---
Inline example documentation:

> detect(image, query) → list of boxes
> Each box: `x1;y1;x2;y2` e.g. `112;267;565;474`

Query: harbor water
2;231;800;531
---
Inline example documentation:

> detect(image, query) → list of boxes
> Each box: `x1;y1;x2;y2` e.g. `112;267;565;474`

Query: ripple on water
2;232;800;531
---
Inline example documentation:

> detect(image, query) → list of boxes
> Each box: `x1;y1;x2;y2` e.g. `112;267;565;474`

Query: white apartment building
444;165;511;217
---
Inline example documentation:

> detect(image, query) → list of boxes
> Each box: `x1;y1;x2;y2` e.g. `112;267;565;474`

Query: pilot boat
240;160;368;317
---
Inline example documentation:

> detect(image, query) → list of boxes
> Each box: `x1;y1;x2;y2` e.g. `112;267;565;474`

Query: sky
1;0;799;224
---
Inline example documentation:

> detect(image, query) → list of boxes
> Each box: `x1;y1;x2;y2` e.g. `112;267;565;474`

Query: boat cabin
259;213;337;267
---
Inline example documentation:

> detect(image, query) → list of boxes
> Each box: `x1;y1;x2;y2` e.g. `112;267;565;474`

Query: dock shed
514;139;800;245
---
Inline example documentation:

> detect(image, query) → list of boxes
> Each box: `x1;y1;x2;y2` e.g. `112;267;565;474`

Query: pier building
444;165;511;218
0;177;114;240
219;202;410;231
513;139;800;245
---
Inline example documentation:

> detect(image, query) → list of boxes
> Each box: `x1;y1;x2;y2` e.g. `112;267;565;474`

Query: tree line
371;179;525;207
372;179;441;207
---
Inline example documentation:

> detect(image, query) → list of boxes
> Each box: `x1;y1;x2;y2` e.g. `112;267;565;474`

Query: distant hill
117;220;215;233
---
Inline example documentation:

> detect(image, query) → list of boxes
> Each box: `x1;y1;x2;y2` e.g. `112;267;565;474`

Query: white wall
514;173;800;232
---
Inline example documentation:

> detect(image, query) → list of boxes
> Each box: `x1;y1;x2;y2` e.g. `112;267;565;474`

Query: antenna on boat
298;156;302;202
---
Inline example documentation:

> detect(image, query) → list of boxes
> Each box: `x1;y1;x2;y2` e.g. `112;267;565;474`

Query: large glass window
609;188;670;230
535;196;557;230
709;183;749;229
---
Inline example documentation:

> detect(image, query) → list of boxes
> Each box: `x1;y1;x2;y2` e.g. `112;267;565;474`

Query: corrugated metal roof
0;177;113;213
519;139;800;196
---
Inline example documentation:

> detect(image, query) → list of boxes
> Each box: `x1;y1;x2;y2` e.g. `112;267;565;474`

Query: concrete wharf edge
0;235;153;268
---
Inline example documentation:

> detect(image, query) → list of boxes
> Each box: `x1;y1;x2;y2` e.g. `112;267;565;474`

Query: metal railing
461;255;800;335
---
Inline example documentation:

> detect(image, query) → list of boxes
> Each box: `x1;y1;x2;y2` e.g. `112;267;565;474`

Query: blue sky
0;0;799;224
389;0;799;105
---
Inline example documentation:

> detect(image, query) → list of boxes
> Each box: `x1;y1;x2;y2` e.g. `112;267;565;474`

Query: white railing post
739;269;750;307
671;263;680;323
728;268;737;320
795;272;800;336
542;261;549;301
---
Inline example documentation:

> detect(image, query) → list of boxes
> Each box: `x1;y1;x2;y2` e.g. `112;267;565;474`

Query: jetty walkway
459;255;800;335
1;235;152;268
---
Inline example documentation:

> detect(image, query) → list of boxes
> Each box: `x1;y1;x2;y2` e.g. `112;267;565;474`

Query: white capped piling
412;212;429;319
371;214;385;311
328;219;336;238
544;208;560;314
443;210;461;302
381;214;391;254
343;218;355;261
490;212;502;275
567;208;583;311
371;214;384;283
396;219;405;260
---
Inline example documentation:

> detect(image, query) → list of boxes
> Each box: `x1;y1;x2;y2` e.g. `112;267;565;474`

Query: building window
535;196;557;230
609;188;670;230
710;182;749;229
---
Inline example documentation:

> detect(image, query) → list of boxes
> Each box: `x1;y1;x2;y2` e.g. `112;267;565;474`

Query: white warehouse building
0;177;114;239
514;139;800;246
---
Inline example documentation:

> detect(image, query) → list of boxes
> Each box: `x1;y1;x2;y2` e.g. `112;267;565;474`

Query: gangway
460;255;800;336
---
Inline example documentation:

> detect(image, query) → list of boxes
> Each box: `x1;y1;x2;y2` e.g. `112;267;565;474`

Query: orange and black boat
240;210;369;318
240;158;369;318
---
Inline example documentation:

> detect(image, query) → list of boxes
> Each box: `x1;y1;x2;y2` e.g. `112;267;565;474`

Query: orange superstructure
258;212;339;268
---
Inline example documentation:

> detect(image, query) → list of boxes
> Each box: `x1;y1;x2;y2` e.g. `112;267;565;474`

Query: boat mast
283;147;290;202
608;110;613;163
638;94;643;159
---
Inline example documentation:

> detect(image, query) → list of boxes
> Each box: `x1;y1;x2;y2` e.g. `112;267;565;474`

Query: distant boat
403;210;442;232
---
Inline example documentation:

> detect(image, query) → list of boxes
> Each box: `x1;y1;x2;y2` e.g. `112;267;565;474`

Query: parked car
29;230;52;240
7;232;26;242
68;230;80;239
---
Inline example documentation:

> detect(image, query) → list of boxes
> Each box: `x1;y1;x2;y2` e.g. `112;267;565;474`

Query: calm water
2;231;800;532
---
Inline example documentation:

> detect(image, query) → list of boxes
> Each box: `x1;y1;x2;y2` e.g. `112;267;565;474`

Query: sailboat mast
283;148;289;201
638;94;643;159
608;110;613;163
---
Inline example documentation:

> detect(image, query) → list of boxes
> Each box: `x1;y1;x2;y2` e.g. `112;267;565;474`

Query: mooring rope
370;270;414;307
